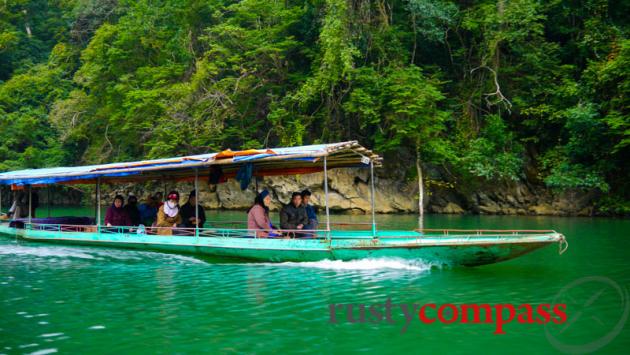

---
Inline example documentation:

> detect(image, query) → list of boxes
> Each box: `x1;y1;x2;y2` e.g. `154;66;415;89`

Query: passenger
9;190;37;218
156;190;182;229
301;189;318;230
155;192;164;208
280;192;308;232
8;191;28;219
124;194;141;226
30;191;39;218
180;190;206;229
247;189;279;238
138;194;158;226
105;195;132;227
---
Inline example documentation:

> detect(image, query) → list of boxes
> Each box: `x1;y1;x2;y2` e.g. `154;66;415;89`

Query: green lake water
1;207;629;354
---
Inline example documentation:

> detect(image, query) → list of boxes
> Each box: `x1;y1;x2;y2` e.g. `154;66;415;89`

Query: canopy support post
370;161;376;238
96;177;101;230
162;176;167;203
28;185;32;225
47;185;51;218
194;168;199;239
324;157;330;234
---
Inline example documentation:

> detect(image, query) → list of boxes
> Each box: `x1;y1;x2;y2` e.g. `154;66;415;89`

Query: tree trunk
23;10;32;38
416;150;424;230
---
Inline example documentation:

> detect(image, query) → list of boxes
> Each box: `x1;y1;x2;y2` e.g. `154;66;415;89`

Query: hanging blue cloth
235;163;253;190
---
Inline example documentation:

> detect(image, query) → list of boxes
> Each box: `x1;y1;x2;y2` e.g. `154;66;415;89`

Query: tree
346;65;449;227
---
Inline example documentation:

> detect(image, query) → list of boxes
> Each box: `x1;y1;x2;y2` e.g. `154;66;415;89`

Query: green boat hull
0;223;566;267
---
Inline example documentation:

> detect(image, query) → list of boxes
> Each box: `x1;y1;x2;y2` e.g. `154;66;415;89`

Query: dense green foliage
0;0;628;211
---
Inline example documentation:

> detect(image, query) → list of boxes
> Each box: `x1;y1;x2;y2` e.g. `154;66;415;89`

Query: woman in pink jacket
247;190;279;238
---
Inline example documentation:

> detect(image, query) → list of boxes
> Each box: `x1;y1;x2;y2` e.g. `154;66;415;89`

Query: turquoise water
1;208;629;354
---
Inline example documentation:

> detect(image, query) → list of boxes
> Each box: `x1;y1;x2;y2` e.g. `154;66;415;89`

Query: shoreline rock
29;168;604;217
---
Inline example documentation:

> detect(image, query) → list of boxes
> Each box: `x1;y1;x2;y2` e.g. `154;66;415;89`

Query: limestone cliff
82;167;598;216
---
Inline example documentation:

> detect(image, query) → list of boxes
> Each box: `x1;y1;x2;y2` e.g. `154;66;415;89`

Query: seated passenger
10;191;39;218
180;190;206;228
155;192;164;208
247;190;279;238
138;194;158;226
31;191;39;218
105;195;132;227
301;189;318;230
156;191;182;229
8;191;28;219
280;192;308;232
124;194;141;226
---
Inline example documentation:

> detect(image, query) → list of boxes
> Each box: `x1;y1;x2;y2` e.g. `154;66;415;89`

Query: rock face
428;181;600;217
197;168;417;213
87;167;599;216
5;187;84;207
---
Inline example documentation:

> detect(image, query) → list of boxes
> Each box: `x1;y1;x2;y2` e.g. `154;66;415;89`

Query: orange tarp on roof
11;184;48;190
214;149;277;159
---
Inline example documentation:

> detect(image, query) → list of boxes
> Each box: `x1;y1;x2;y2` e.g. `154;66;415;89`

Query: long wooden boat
0;223;566;266
0;141;567;266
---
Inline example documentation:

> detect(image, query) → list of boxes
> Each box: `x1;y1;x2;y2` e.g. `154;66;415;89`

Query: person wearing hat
247;189;279;238
180;190;206;229
156;190;182;231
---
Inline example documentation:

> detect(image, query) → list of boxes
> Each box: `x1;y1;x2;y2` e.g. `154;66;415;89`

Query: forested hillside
0;0;628;213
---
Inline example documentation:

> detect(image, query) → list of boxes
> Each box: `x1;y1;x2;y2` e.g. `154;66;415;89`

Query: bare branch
470;65;512;114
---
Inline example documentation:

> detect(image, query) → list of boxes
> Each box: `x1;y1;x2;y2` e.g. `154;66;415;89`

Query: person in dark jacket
155;192;164;208
30;191;39;218
280;192;309;231
9;190;39;218
138;194;158;226
8;191;28;219
301;189;318;230
105;195;132;227
124;194;141;226
180;190;206;228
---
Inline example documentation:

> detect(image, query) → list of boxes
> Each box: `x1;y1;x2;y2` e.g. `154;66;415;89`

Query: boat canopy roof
0;141;382;186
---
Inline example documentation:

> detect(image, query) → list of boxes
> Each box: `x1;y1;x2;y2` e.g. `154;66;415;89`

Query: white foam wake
0;245;96;259
271;258;437;271
0;244;206;264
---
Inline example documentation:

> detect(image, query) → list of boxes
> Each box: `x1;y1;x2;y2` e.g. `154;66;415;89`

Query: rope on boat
558;234;569;255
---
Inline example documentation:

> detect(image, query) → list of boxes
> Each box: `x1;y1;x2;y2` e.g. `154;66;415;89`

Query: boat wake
0;244;96;260
269;258;440;272
0;243;206;265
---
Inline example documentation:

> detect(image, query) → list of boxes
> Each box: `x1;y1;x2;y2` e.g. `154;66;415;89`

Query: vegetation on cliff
0;0;628;213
